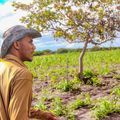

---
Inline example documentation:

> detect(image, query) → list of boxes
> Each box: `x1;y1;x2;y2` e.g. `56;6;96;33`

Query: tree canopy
13;0;120;44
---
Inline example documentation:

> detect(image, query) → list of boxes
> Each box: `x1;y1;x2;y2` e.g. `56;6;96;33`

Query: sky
0;0;120;51
0;0;7;4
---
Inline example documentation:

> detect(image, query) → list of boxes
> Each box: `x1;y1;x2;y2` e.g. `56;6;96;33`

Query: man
0;25;57;120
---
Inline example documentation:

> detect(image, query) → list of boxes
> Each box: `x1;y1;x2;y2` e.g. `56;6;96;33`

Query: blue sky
0;0;7;4
0;0;120;51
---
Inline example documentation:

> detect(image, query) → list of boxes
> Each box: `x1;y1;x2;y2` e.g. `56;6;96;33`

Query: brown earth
31;66;120;120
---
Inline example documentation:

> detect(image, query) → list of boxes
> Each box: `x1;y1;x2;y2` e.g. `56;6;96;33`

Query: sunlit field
25;49;120;120
26;49;120;78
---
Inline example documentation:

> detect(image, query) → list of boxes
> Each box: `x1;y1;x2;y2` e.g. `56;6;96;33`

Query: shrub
56;79;73;92
91;98;120;120
50;97;66;116
69;93;91;110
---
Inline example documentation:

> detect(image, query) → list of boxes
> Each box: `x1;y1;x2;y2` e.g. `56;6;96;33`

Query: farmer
0;25;57;120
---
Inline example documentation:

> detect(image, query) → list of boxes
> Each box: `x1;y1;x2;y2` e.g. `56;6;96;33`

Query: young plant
113;74;120;80
82;70;101;86
91;77;102;86
111;87;120;97
91;97;120;120
69;93;91;110
101;63;111;75
66;110;76;120
56;79;73;92
34;98;47;111
50;97;66;116
83;70;95;79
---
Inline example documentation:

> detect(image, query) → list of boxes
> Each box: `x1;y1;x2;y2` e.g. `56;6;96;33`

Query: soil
31;65;120;120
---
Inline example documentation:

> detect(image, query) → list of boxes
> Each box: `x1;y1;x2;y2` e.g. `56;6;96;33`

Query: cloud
0;0;29;32
0;0;120;51
33;35;69;51
0;2;13;18
0;0;33;48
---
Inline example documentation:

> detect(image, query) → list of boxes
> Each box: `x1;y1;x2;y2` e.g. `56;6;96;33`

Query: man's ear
13;41;20;50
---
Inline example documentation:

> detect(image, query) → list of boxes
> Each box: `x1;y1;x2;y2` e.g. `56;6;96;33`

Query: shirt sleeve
8;69;33;120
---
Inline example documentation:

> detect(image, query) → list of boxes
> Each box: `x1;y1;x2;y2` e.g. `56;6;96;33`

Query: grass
111;86;120;97
50;97;66;116
91;97;120;120
25;49;120;80
69;93;91;110
25;49;120;119
56;79;74;92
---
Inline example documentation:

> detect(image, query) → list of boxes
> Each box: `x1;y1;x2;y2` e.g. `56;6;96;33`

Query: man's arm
8;70;32;120
0;90;8;120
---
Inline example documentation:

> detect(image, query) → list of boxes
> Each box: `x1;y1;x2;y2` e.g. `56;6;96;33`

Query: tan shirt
0;54;33;120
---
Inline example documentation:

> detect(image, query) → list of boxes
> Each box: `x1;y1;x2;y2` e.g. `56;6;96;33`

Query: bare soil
31;66;120;120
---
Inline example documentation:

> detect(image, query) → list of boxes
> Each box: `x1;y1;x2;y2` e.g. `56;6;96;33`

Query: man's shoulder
12;68;33;82
0;59;24;71
0;59;33;80
17;68;32;78
0;59;18;73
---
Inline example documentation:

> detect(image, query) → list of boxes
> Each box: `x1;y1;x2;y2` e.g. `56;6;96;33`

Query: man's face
18;35;36;62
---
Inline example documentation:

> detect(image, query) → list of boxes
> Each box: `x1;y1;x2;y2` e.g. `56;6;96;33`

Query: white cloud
0;0;29;32
65;43;84;49
0;13;26;32
0;0;33;48
0;0;48;35
0;2;13;18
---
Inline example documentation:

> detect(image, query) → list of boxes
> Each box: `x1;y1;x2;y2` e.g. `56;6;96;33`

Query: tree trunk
78;39;89;80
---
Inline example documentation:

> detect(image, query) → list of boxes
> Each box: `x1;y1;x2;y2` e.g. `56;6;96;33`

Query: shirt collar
4;54;27;68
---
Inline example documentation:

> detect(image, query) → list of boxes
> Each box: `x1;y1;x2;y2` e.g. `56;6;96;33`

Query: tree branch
91;38;113;45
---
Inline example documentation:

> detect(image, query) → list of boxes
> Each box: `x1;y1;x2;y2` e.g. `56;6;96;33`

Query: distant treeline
34;46;120;56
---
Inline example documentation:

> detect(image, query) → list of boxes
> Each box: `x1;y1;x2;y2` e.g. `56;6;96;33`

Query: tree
12;0;120;81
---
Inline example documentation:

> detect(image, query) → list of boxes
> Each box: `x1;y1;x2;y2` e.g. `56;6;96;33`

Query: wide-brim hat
0;25;41;58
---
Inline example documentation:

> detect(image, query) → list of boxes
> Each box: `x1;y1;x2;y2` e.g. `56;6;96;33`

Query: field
25;49;120;120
